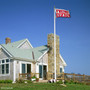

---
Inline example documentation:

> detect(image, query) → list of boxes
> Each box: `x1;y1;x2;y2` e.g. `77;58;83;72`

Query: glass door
22;64;25;73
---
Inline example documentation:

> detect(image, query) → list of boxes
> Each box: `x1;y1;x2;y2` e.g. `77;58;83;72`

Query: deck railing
47;72;90;82
18;73;39;80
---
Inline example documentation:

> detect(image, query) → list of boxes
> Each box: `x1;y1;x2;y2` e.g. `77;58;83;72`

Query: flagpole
54;6;56;80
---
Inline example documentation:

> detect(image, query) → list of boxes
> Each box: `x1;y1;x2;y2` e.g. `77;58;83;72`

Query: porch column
42;58;43;80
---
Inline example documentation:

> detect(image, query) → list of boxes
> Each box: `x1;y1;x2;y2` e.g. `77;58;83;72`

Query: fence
47;73;90;83
19;73;39;80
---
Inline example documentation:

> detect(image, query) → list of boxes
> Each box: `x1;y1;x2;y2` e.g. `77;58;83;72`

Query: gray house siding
0;49;10;59
0;48;13;81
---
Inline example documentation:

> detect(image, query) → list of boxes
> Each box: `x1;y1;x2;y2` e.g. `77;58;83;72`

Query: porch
18;72;90;83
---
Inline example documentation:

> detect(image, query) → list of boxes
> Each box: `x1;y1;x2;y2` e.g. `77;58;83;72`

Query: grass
0;83;90;90
63;84;90;90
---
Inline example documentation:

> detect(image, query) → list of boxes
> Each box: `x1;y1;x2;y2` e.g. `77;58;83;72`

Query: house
0;33;67;82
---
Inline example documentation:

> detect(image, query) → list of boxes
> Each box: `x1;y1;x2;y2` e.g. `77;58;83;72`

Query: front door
43;65;47;80
27;64;31;73
39;65;47;80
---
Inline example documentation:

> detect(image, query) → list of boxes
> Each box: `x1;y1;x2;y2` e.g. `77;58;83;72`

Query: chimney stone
5;37;11;44
47;33;60;79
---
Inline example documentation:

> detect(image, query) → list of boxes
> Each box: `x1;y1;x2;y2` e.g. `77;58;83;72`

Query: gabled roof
2;39;26;48
60;54;67;66
1;39;49;61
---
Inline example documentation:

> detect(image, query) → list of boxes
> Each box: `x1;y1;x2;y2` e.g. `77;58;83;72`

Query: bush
56;80;63;84
86;83;90;85
69;80;75;84
31;76;36;79
64;80;74;84
16;79;24;83
64;80;69;84
26;80;32;83
64;80;87;85
0;80;12;83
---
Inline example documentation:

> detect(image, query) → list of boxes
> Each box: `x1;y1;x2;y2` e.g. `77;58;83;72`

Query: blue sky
0;0;90;75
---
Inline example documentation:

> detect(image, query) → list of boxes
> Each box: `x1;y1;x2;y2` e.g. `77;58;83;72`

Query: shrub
86;83;90;85
26;80;32;83
69;80;75;84
5;80;12;83
64;80;75;84
64;80;70;84
0;80;12;83
56;80;63;84
16;78;24;83
31;76;36;79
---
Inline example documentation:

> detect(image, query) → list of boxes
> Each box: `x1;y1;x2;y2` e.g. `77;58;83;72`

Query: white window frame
38;63;48;80
60;66;64;73
19;61;32;74
0;58;10;76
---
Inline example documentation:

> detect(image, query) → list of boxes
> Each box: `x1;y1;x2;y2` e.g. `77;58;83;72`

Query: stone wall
47;33;60;78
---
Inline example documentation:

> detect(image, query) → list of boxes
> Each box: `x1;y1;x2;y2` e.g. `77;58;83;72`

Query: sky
0;0;90;75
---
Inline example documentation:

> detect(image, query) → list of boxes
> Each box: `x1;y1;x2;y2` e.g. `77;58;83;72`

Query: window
0;59;10;75
2;65;4;74
6;64;9;74
39;65;42;78
2;60;5;63
6;59;9;63
60;67;63;73
22;64;26;73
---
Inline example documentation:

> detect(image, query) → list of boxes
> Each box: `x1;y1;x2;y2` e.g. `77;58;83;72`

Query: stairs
39;80;48;83
33;80;48;83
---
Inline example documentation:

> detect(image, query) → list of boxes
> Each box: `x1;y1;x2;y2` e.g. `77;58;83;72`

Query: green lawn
0;83;90;90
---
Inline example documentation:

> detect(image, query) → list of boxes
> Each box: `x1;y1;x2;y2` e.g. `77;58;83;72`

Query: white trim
38;63;48;66
60;66;64;72
38;63;48;80
17;39;33;48
13;60;16;82
20;61;21;73
0;45;12;57
39;63;48;72
59;54;67;66
37;50;48;61
0;58;10;61
26;39;33;48
11;57;33;62
19;61;32;74
17;39;26;48
0;45;1;48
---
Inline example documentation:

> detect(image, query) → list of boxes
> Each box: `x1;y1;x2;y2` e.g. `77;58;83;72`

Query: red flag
56;9;70;18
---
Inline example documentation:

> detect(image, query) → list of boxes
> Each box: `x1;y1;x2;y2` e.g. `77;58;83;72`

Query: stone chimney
47;33;60;78
5;37;11;44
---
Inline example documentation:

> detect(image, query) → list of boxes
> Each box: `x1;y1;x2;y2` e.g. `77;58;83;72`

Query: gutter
10;57;39;63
